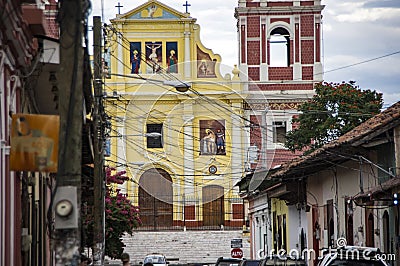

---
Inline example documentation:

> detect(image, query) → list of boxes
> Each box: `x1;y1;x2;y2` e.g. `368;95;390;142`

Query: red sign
231;248;243;258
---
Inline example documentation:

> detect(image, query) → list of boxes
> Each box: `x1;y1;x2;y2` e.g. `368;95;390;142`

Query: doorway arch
139;168;173;228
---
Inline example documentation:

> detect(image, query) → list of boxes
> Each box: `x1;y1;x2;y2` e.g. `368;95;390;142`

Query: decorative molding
243;101;301;110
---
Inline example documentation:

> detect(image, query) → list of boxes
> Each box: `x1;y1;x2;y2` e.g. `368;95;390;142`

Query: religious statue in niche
215;128;225;154
146;41;162;74
196;46;216;78
131;50;140;74
167;42;178;73
148;4;157;17
199;120;226;155
130;42;141;74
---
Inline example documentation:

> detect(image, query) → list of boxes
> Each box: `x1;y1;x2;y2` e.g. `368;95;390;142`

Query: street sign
231;248;243;258
231;238;243;248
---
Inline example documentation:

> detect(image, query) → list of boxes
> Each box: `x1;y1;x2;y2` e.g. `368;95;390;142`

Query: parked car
261;255;306;265
239;259;261;266
317;246;389;266
143;254;169;266
215;257;242;266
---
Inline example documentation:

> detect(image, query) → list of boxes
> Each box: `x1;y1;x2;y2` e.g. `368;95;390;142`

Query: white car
143;254;168;266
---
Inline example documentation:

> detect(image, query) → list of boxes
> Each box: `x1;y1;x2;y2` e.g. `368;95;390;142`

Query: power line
323;50;400;75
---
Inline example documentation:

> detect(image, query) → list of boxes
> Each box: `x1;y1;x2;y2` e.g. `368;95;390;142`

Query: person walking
121;253;130;266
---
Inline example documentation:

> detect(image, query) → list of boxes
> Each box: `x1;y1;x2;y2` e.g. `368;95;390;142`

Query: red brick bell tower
236;0;325;169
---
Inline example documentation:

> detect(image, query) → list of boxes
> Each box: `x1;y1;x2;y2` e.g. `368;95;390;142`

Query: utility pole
92;16;105;265
54;0;84;265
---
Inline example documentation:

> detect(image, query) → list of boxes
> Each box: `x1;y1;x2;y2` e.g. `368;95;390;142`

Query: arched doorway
382;211;389;253
300;228;306;251
366;212;375;247
139;168;173;228
202;185;224;227
346;215;354;245
312;207;320;266
329;218;334;247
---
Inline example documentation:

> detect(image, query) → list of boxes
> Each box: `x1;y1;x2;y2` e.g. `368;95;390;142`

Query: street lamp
162;80;191;92
109;73;191;93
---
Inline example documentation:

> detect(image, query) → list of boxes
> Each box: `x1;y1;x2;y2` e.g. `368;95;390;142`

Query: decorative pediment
119;0;189;20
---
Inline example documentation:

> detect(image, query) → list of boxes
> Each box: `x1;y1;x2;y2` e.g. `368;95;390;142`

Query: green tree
82;167;141;259
285;81;383;154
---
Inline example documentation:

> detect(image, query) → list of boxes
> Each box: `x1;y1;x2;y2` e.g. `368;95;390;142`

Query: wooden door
139;168;173;228
202;185;224;227
366;211;375;247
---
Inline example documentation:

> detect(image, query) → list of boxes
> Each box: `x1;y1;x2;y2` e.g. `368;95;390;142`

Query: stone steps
117;230;250;265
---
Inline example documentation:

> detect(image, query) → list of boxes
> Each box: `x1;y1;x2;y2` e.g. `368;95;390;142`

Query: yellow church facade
103;0;247;229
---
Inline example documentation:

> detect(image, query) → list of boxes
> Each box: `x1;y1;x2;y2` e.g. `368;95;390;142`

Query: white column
184;31;191;78
183;103;194;198
292;16;301;81
238;17;248;90
314;15;323;82
117;26;124;74
231;103;243;188
260;18;268;81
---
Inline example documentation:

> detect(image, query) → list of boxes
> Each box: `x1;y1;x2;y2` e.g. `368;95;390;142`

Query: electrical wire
99;18;397;199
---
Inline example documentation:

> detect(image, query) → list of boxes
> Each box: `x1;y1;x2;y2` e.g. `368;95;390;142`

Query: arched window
270;27;290;67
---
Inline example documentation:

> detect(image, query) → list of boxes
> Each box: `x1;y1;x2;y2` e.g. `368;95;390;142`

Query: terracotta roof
337;101;400;144
270;101;400;178
268;149;303;168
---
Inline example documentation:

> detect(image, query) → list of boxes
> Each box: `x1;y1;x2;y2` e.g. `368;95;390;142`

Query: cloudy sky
90;0;400;106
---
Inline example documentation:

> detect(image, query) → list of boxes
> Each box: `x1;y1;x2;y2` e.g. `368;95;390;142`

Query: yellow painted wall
104;0;244;224
271;198;290;250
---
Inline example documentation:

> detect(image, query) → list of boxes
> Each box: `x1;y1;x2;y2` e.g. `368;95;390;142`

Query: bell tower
236;0;325;169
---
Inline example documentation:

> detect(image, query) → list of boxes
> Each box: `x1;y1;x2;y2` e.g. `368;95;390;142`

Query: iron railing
132;195;244;231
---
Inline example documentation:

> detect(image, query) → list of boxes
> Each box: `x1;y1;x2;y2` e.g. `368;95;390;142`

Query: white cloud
335;7;400;22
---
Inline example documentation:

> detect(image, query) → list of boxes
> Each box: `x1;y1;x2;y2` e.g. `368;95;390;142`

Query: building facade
103;1;250;261
274;101;400;265
235;0;324;259
0;0;58;265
